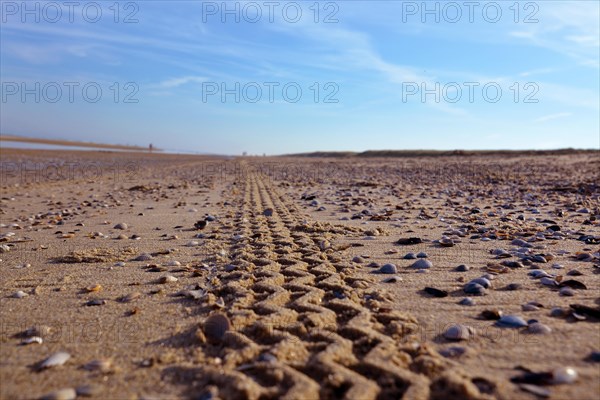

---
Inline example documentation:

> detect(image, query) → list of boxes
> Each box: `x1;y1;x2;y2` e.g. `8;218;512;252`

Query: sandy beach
1;148;598;400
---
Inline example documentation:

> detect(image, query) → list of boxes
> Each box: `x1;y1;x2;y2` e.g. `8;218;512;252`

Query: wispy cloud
158;76;207;88
534;112;572;123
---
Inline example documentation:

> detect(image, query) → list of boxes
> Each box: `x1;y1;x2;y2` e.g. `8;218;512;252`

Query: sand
0;148;598;400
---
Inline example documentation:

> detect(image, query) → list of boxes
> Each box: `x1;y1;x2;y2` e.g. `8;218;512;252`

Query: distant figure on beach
149;143;153;152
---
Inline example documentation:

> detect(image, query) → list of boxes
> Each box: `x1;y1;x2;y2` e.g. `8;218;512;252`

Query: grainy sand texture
1;148;599;400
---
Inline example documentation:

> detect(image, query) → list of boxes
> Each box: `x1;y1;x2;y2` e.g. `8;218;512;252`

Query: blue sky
1;0;599;154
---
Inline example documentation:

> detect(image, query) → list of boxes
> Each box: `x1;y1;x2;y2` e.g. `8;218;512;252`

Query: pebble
378;263;397;274
566;269;583;276
165;260;181;267
588;351;600;362
40;351;71;369
439;346;467;358
416;252;428;258
187;241;199;247
480;309;503;320
550;307;569;318
411;259;432;269
527;322;552;334
470;277;492;289
83;358;113;373
382;276;402;283
444;324;473;340
366;262;380;268
495;315;528;328
522;304;540;312
455;264;469;272
113;223;128;230
352;256;364;263
540;277;557;286
403;252;417;260
115;262;126;267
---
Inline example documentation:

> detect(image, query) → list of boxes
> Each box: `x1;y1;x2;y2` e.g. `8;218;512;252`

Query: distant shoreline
0;134;158;152
284;148;600;158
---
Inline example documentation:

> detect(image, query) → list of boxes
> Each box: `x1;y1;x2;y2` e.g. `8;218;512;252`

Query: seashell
113;223;128;230
366;262;380;268
40;388;77;400
186;241;199;247
40;351;71;369
550;307;569;318
203;313;230;343
559;287;575;296
540;277;557;286
566;269;583;276
215;297;225;308
458;297;474;306
480;309;503;320
403;252;417;259
502;261;524;269
416;252;428;258
551;263;564;269
85;299;106;306
378;263;397;274
165;260;181;267
83;358;112;372
569;304;600;319
21;336;43;345
411;259;432;269
522;304;540;312
12;290;28;298
119;292;141;303
464;282;486;296
552;367;577;384
518;384;551;397
527;322;552;335
396;237;422;245
444;324;473;340
511;239;532;247
528;270;551;279
319;240;331;251
495;315;528;328
438;238;454;247
455;264;469;272
439;346;467;358
505;283;522;291
470;277;491;289
159;275;178;284
205;215;216;222
182;289;205;300
84;284;102;293
115;262;126;267
135;253;153;261
424;287;448;298
352;256;364;263
558;280;587;290
382;276;402;283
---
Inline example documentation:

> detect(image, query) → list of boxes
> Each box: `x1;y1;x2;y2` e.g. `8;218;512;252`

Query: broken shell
444;324;473;340
40;351;71;369
84;284;102;293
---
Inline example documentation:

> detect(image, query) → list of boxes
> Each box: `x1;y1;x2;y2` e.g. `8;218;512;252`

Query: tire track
193;170;492;400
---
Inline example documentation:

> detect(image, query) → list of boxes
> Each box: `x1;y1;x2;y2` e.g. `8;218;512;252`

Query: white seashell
21;336;43;345
186;241;199;247
552;367;578;384
12;290;28;298
165;260;181;267
40;351;71;369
